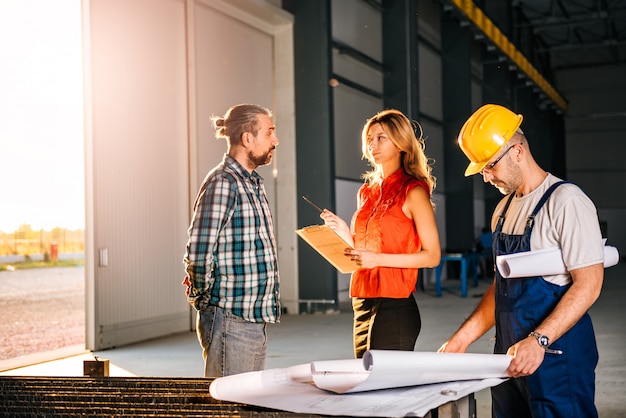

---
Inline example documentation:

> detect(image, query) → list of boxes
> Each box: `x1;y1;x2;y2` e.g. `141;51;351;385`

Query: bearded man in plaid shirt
183;103;281;377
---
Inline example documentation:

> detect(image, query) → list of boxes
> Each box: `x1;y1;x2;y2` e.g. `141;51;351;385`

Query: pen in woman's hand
302;195;325;213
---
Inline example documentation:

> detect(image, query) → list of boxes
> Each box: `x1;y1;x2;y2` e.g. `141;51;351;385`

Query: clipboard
296;225;359;274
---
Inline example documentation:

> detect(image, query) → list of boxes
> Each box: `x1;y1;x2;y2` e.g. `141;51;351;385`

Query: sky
0;0;84;233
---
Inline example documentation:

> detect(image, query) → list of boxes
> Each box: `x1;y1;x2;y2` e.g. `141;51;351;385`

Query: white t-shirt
491;173;604;286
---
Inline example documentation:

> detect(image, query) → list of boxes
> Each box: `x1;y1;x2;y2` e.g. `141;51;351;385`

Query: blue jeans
196;306;267;377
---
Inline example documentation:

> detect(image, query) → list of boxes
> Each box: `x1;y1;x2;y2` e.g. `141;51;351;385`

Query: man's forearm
532;263;603;343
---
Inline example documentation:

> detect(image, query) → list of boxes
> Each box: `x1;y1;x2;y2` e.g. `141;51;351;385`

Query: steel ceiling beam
442;0;568;111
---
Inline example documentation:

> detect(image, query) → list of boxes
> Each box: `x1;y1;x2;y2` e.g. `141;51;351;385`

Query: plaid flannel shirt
183;155;280;323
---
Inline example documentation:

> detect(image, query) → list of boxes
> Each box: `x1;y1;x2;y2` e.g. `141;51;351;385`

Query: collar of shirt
223;154;263;186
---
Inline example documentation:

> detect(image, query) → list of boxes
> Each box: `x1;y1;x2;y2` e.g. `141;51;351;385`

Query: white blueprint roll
496;245;619;278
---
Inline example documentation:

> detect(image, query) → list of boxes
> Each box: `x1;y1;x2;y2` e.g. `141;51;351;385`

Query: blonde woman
321;109;440;358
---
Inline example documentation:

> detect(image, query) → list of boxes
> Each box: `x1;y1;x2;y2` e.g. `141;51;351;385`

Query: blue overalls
491;181;598;418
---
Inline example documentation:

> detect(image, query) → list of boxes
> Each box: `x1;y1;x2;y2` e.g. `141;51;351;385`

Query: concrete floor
1;261;624;417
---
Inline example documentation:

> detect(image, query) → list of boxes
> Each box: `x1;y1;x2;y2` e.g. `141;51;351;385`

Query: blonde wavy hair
361;109;436;195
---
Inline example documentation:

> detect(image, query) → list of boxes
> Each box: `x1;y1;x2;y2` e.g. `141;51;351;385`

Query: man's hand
505;336;545;377
437;338;468;353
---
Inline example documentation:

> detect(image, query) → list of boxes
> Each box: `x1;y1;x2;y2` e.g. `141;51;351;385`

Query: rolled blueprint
496;245;619;278
208;351;510;418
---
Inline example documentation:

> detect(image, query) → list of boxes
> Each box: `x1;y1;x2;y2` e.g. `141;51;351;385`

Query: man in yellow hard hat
439;104;604;417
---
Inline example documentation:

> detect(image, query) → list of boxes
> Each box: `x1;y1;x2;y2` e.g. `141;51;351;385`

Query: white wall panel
418;119;444;191
191;0;297;315
85;0;296;349
334;178;361;308
332;86;381;180
333;49;383;94
418;44;443;121
331;0;382;62
193;3;275;187
87;0;189;349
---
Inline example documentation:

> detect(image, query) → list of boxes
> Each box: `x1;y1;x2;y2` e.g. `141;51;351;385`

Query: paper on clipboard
296;225;359;274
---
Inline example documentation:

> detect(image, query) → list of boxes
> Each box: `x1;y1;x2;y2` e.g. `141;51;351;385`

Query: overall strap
495;193;516;232
524;181;571;231
495;181;573;233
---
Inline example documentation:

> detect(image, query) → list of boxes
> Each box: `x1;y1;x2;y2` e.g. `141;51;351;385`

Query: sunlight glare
0;0;84;233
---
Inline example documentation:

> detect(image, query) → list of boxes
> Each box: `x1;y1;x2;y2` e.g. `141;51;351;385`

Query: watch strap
529;331;549;347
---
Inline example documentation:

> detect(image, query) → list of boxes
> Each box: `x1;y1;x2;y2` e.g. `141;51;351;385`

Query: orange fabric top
350;168;428;298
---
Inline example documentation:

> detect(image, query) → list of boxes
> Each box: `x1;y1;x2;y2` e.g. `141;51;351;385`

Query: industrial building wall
288;0;617;311
329;0;384;307
83;0;296;350
558;65;626;255
326;0;450;307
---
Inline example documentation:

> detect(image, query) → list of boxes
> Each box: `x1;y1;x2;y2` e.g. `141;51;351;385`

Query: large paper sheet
296;225;359;274
209;350;510;417
496;245;619;278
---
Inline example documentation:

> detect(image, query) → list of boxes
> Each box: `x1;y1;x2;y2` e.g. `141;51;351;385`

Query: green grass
0;259;84;271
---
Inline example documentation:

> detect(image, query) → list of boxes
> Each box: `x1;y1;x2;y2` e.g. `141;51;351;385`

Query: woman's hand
345;248;378;269
320;210;354;247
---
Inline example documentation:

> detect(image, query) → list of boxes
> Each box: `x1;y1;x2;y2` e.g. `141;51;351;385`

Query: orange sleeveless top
350;168;428;298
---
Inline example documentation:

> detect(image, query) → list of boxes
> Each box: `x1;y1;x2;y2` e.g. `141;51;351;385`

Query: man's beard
490;167;521;196
489;161;523;195
249;148;274;167
494;183;515;195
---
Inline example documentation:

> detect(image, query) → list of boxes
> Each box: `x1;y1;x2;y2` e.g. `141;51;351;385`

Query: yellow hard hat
458;104;523;176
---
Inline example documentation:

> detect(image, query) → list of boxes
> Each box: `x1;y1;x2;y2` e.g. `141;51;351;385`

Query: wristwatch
529;331;550;349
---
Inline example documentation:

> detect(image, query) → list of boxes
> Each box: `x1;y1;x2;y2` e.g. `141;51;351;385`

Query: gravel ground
0;267;84;360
